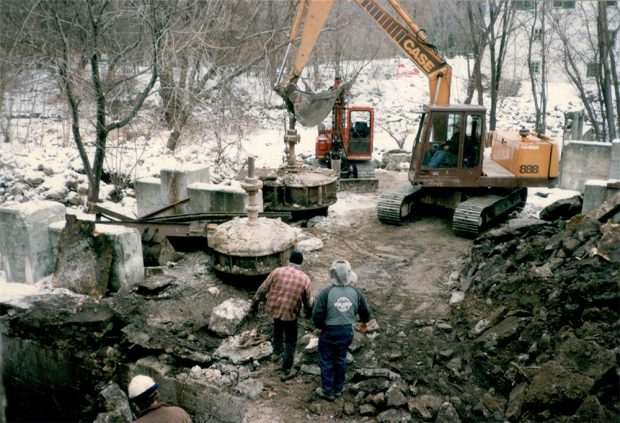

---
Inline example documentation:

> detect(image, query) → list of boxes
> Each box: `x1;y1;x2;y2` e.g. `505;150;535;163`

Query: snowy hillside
0;57;581;217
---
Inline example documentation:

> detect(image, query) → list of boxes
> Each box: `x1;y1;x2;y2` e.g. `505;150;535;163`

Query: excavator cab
411;104;486;188
345;108;374;158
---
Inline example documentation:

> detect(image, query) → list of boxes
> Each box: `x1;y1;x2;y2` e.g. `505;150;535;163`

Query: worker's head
128;375;159;411
329;259;357;285
289;251;303;265
452;123;460;130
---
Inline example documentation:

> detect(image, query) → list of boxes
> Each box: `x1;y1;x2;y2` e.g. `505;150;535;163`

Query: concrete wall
2;336;96;422
559;141;616;192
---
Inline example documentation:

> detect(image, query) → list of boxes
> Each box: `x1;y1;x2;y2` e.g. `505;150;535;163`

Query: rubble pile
451;198;620;422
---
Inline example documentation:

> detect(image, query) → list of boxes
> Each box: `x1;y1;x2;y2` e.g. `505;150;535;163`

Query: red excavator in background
314;77;377;189
277;0;560;237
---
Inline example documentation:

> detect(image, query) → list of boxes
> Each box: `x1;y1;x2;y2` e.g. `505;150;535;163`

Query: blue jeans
273;319;298;372
318;326;353;396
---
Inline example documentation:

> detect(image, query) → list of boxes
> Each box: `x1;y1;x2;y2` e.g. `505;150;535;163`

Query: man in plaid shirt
252;251;313;381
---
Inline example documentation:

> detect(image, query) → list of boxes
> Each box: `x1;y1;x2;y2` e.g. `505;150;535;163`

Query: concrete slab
0;201;66;283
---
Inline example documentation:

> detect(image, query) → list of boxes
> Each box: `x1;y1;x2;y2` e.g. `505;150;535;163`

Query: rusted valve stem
241;156;263;225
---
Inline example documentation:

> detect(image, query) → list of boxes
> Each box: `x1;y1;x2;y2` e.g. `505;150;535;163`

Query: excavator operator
427;123;460;168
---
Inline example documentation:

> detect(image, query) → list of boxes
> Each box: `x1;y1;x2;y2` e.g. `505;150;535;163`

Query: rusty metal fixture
208;156;298;276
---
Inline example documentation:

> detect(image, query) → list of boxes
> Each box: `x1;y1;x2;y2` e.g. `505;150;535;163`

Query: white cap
128;375;158;400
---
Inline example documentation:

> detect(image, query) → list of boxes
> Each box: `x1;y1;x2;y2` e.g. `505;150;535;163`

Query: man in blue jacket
312;259;372;401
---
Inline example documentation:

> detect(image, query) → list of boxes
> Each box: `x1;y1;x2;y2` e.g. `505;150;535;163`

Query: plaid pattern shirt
255;264;313;321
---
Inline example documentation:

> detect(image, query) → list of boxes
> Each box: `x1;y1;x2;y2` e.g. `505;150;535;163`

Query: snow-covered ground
0;57;581;219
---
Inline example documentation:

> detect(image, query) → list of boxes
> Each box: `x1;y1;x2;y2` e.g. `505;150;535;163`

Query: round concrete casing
259;165;338;213
208;217;298;276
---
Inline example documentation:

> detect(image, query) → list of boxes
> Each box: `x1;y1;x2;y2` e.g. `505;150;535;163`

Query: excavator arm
276;0;452;108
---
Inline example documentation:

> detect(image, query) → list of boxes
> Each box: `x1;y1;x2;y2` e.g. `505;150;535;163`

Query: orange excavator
277;0;559;237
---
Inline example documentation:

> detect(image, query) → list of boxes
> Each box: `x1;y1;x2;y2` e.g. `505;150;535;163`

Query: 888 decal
519;164;539;174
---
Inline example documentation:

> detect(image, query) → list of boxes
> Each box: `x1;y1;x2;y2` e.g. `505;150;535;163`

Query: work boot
271;353;282;363
315;387;335;402
280;368;298;381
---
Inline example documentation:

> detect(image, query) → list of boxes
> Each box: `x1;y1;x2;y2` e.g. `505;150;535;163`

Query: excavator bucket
338;178;379;192
278;81;351;127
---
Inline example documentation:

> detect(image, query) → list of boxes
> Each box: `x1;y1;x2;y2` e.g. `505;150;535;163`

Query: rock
568;395;607;422
596;222;620;263
308;403;322;415
475;315;527;349
23;171;45;187
408;395;443;420
359;404;377;416
213;330;272;364
539;195;582;221
524;360;594;411
586;190;620;222
449;290;465;305
385;384;407;408
343;402;356;415
295;236;323;252
93;383;132;423
354;368;401;381
236;379;263;399
435;402;461;423
376;408;412;422
52;214;113;298
209;298;252;337
371;392;385;406
505;382;527;420
300;364;321;376
351;377;391;395
446;357;462;371
348;330;367;352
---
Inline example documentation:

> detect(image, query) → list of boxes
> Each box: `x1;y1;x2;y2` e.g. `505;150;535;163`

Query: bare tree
463;1;491;105
42;0;165;210
550;1;619;141
159;0;294;151
487;0;517;130
524;1;550;134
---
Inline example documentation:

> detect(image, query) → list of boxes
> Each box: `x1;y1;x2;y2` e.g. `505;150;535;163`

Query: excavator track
452;188;528;238
377;186;422;225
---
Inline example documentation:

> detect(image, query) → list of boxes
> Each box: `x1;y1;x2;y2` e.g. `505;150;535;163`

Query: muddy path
241;170;472;421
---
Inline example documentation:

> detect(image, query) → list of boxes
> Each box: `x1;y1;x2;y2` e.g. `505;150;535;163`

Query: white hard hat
128;375;158;400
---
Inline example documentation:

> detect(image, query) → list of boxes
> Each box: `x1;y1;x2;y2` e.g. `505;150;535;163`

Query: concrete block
582;180;619;213
134;177;164;218
48;220;66;263
95;224;144;292
188;181;262;214
609;140;620;180
160;165;210;215
0;201;66;283
559;142;612;192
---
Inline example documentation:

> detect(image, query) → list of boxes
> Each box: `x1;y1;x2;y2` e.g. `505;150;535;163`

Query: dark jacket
313;284;371;329
135;403;192;423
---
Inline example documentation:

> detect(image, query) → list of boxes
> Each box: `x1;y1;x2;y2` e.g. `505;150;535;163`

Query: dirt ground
122;169;473;422
7;169;615;422
226;170;472;422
